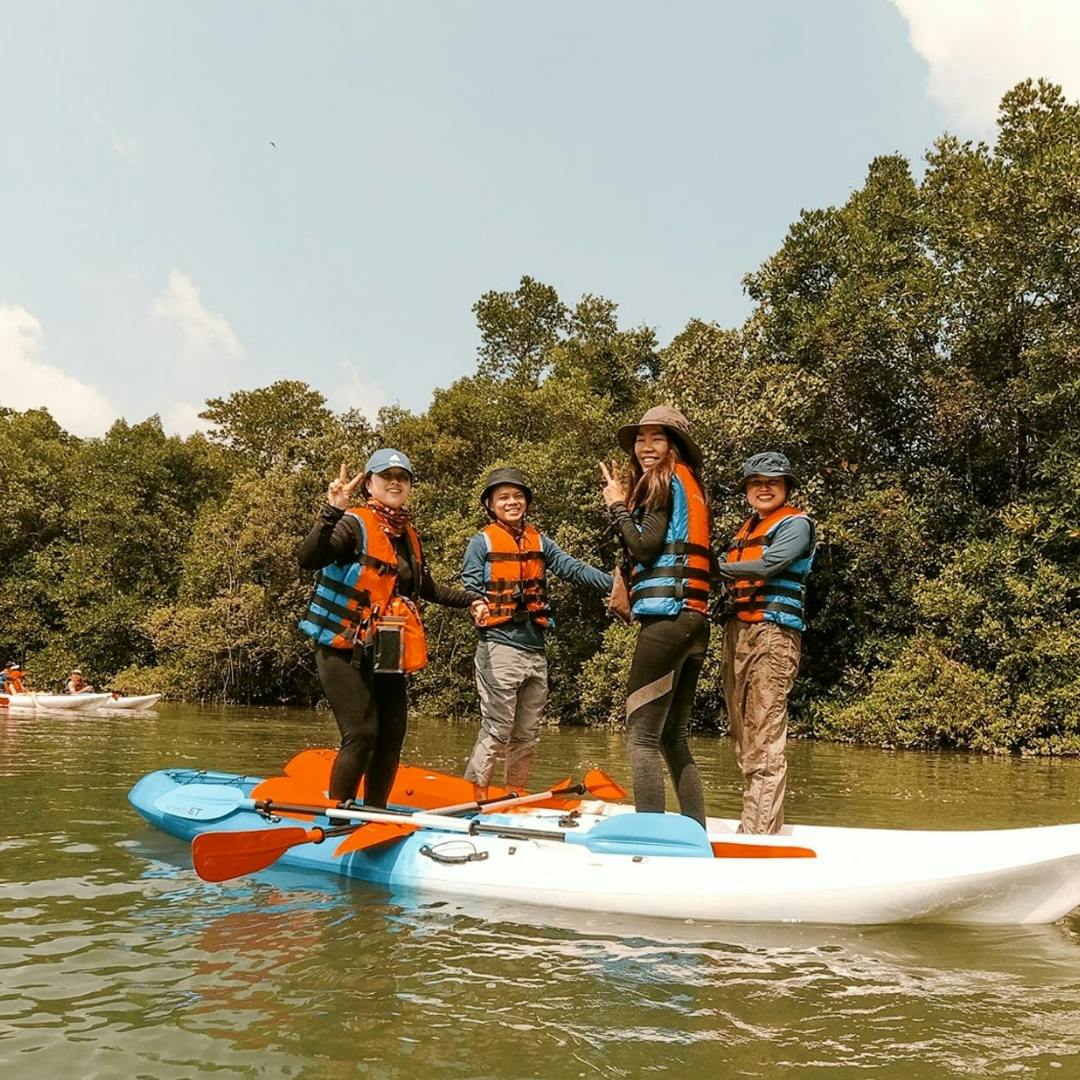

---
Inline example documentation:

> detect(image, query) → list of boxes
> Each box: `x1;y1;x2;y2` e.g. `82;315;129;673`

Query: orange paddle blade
193;827;320;882
334;821;417;856
710;841;817;859
283;748;336;787
583;768;627;801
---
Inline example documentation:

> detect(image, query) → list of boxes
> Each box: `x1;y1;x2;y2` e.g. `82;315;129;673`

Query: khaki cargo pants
722;619;802;835
463;641;549;790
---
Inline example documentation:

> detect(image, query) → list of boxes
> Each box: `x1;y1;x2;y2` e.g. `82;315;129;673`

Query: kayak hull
98;694;162;710
128;768;1080;926
3;692;111;710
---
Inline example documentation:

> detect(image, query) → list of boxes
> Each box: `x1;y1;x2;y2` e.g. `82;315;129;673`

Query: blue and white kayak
128;768;1080;926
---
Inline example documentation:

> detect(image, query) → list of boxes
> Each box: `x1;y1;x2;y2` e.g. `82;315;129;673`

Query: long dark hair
627;437;714;547
627;442;682;513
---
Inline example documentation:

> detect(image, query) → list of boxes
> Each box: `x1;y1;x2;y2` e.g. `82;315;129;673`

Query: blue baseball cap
364;447;415;478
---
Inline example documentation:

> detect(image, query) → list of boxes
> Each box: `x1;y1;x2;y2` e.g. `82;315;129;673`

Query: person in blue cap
716;452;816;834
298;449;487;807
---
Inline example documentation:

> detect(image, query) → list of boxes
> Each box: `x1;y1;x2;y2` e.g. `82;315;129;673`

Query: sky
2;0;1079;438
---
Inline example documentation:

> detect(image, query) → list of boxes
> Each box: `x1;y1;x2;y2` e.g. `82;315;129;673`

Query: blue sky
2;1;1076;436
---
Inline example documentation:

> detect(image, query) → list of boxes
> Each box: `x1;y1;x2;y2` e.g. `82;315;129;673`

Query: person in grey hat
599;406;713;827
297;449;487;808
716;451;816;834
460;467;613;801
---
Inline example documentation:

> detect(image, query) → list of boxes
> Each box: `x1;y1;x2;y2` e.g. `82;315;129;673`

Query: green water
3;704;1080;1078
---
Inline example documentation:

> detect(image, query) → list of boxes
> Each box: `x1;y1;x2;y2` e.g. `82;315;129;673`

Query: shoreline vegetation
3;80;1078;755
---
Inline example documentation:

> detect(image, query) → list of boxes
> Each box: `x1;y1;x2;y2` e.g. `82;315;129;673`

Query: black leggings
315;645;407;806
625;610;709;826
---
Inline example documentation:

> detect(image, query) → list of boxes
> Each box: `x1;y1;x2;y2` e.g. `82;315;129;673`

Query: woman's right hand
328;462;365;510
599;460;628;507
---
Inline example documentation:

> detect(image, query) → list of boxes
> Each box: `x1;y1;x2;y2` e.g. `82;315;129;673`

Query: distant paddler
297;449;487;808
66;669;96;693
1;662;28;694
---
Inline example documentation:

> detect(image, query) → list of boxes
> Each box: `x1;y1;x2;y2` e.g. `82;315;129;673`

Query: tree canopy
3;80;1078;753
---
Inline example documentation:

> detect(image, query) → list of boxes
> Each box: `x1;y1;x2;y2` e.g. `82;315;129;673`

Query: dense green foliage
3;80;1078;752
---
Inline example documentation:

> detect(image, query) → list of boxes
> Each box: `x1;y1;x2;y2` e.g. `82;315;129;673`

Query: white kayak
1;692;111;711
96;694;162;710
130;768;1080;926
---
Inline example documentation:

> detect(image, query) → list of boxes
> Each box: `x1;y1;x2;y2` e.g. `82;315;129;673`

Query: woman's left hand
599;460;627;507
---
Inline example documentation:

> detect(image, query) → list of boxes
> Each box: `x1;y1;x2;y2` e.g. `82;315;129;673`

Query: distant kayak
98;693;162;710
2;692;111;711
129;762;1080;926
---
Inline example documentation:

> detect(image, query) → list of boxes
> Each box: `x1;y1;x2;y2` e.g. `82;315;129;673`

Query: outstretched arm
541;536;613;593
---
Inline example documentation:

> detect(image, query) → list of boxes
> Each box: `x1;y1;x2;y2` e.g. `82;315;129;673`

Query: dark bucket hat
616;405;703;470
480;467;534;508
738;451;798;490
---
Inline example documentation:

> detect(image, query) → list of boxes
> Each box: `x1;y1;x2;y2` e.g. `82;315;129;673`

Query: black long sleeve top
297;503;476;608
607;500;671;565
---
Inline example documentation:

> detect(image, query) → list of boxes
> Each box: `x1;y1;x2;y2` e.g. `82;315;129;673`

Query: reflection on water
2;704;1080;1078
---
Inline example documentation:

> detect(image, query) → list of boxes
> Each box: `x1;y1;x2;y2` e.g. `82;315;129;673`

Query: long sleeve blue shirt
461;530;613;653
716;516;814;579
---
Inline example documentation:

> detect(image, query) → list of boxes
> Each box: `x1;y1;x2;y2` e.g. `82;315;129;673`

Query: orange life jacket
7;670;27;693
627;463;712;618
481;522;551;627
725;505;814;632
298;506;428;670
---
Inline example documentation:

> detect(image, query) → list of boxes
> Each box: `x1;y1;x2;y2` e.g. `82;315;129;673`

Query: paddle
194;804;715;883
193;823;359;883
188;772;626;882
333;770;625;855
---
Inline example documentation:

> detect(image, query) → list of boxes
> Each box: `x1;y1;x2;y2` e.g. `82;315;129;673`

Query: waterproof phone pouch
373;615;407;674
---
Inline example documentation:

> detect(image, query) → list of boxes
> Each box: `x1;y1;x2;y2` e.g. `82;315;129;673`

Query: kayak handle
419;843;490;866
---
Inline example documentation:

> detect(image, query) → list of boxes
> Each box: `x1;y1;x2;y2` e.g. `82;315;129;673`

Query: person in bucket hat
716;451;816;834
297;449;487;808
460;466;612;801
599;406;713;827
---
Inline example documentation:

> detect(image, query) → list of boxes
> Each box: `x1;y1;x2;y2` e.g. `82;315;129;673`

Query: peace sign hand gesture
328;462;365;510
599;460;628;507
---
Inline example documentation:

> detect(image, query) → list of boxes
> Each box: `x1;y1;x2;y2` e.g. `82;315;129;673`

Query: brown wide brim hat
617;405;703;470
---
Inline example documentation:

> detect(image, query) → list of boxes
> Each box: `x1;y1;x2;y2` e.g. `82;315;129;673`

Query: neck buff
367;499;413;539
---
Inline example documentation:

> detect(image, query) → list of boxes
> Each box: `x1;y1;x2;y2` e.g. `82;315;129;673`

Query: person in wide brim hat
599;403;712;828
616;405;704;471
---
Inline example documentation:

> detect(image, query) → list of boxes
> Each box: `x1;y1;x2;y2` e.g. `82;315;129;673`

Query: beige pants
463;641;549;789
722;619;802;835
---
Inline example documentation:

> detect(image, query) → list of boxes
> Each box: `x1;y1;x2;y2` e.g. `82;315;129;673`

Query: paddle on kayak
189;772;624;882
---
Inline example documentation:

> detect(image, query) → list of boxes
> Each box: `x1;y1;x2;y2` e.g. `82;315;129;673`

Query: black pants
625;609;709;826
316;645;407;806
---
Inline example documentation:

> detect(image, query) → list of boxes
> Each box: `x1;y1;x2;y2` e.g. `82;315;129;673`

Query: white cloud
894;0;1080;133
163;401;207;438
0;304;117;436
151;270;243;358
330;359;391;422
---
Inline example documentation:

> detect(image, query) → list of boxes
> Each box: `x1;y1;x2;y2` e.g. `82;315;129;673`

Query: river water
2;703;1080;1078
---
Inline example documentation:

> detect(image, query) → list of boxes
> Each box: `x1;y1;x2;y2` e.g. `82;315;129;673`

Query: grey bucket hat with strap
616;405;703;471
738;451;798;490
